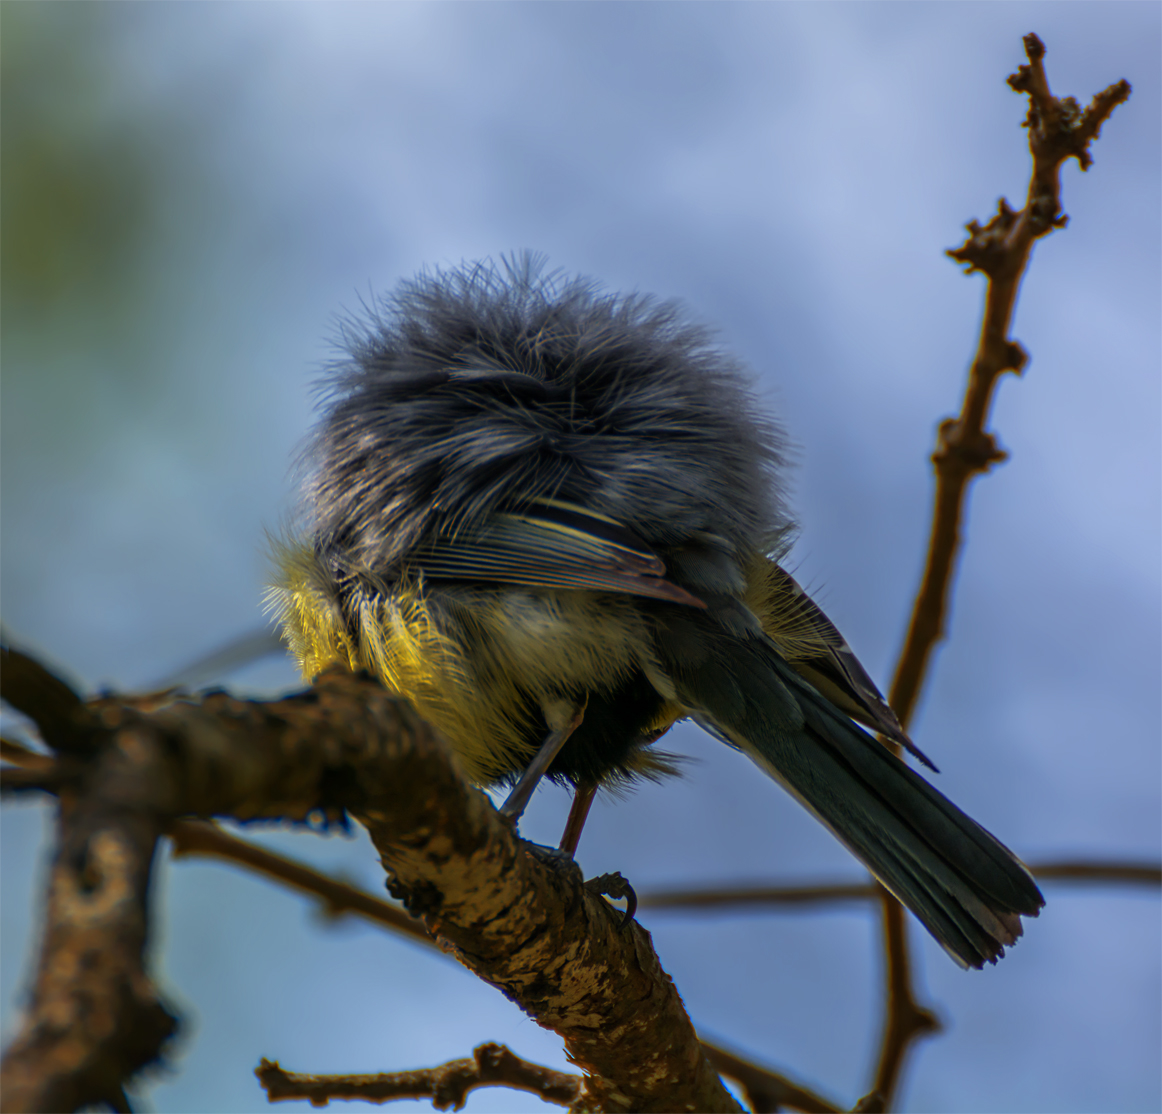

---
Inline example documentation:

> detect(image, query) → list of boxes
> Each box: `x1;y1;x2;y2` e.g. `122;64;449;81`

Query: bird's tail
657;612;1044;968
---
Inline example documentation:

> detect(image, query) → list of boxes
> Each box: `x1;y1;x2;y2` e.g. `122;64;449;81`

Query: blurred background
2;4;1158;1111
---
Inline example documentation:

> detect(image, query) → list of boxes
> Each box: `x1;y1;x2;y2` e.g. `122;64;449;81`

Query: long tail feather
658;612;1044;968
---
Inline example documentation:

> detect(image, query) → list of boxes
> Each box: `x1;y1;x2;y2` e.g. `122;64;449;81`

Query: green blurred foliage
1;2;234;495
2;3;159;339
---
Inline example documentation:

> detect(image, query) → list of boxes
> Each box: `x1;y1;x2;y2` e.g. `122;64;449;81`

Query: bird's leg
498;701;586;823
558;780;597;858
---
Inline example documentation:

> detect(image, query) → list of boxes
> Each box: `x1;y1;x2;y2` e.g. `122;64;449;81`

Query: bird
268;254;1044;969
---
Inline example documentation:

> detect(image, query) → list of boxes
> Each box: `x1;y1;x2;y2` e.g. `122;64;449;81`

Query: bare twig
889;35;1131;730
870;34;1131;1110
257;1043;582;1110
638;862;1158;914
868;896;941;1107
1029;861;1161;886
167;820;433;946
641;881;877;910
702;1041;842;1114
0;738;55;770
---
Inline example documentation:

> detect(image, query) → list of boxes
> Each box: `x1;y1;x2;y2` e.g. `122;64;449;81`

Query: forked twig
872;33;1130;1108
257;1043;582;1110
701;1041;842;1114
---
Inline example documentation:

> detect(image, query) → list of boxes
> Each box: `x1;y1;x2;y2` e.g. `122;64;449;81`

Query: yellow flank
267;540;678;785
266;542;816;788
264;541;361;675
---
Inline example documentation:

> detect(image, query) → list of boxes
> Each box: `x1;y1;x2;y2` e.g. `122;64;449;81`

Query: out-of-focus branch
638;861;1160;912
0;650;740;1113
641;881;877;910
871;34;1130;1111
2;651;434;1112
1031;861;1161;886
257;1043;582;1110
0;660;177;1114
0;799;173;1114
167;819;432;946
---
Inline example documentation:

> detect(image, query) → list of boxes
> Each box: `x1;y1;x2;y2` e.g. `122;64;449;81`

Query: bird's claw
584;871;637;929
520;843;636;928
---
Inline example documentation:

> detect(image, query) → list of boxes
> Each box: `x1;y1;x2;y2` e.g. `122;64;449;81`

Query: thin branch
1029;861;1162;886
868;895;941;1107
889;32;1131;729
0;738;55;770
257;1043;582;1110
167;820;433;946
701;1041;842;1114
873;34;1130;1110
0;645;90;754
642;882;877;910
637;862;1159;913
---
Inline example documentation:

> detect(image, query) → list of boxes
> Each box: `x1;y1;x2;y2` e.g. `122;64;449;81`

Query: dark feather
657;607;1043;968
307;254;790;579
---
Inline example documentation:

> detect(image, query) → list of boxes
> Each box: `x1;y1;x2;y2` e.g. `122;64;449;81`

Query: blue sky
2;4;1158;1111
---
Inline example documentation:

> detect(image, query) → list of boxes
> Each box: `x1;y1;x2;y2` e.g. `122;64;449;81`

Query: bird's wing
755;561;937;771
411;498;705;607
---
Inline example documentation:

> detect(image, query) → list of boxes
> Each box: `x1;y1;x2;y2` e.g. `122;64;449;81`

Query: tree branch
701;1041;842;1114
256;1043;582;1110
637;861;1160;913
872;34;1130;1110
167;819;432;946
8;707;1153;1113
0;714;178;1112
0;652;739;1113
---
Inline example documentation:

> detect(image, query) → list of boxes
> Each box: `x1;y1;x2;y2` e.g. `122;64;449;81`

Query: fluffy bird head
302;254;793;583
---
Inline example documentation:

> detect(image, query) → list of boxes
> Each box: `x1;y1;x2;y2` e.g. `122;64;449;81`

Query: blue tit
269;255;1043;969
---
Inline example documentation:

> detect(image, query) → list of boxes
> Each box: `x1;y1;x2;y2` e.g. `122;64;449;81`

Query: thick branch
351;734;737;1112
0;727;178;1112
1;653;739;1113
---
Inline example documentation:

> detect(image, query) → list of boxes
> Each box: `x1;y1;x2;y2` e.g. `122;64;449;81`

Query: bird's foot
584;871;637;929
520;845;636;929
521;840;585;885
